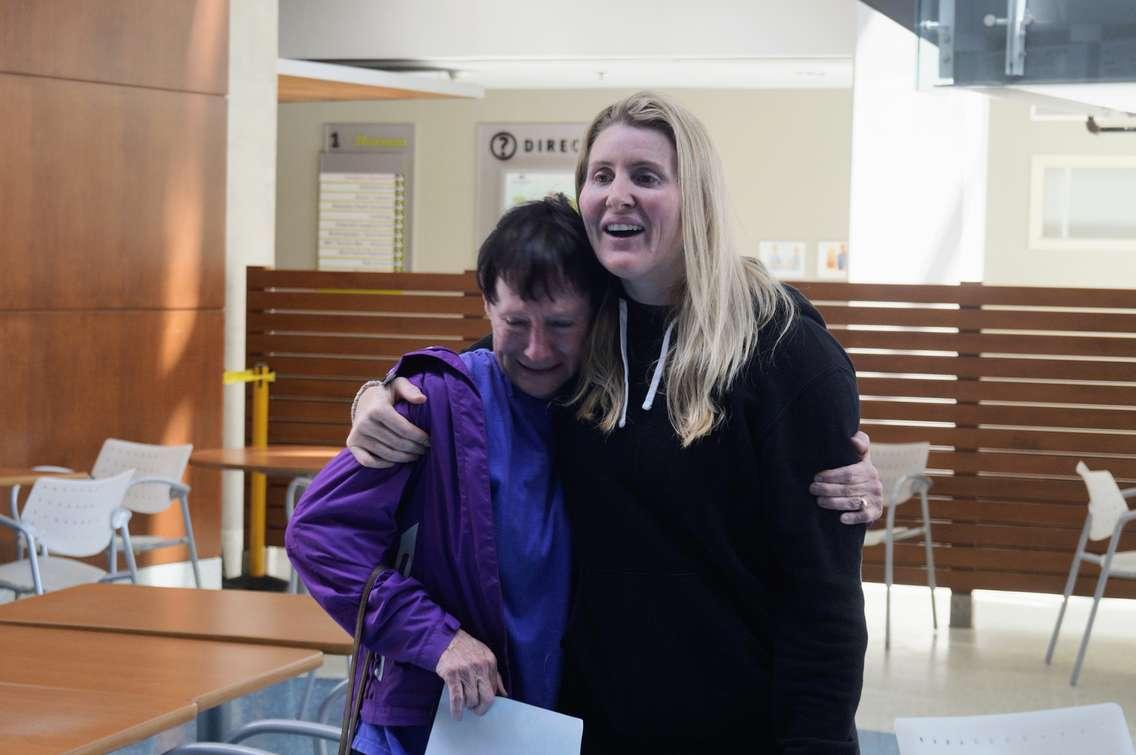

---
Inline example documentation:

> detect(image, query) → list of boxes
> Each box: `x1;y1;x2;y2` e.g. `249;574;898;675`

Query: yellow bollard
223;364;276;578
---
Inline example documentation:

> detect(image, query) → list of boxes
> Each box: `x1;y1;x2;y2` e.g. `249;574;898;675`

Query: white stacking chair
8;465;74;520
895;703;1135;754
9;465;74;560
863;441;935;649
0;469;138;596
91;439;201;588
1045;461;1136;686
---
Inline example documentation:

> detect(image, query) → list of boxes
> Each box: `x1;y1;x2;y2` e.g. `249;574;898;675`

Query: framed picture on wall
816;241;849;279
758;241;806;279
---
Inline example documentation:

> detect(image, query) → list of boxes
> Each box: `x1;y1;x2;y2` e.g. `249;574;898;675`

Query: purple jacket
285;348;510;726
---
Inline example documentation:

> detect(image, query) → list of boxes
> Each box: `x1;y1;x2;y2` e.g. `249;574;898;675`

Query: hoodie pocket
565;569;766;737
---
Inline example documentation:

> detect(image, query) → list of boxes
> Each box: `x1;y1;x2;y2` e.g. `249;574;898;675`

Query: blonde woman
349;94;874;753
551;93;867;753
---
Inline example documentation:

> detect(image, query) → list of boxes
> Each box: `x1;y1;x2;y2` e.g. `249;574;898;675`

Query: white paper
424;689;583;755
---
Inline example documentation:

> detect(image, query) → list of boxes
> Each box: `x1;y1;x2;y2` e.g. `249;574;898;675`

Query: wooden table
0;681;196;755
0;468;87;487
0;623;322;710
190;445;339;584
0;583;352;654
189;446;339;477
0;623;323;748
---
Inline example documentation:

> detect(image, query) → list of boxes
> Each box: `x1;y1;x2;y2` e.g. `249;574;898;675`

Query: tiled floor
857;581;1136;742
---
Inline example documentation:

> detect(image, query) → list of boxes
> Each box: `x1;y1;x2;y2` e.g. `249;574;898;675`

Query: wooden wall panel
0;310;223;564
0;2;227;573
0;0;228;94
245;270;1136;597
794;278;1136;600
0;73;226;311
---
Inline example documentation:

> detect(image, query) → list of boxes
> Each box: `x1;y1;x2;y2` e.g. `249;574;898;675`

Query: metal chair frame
1045;462;1136;686
164;719;341;755
863;442;937;650
92;439;201;588
108;475;202;588
284;476;313;593
879;475;936;650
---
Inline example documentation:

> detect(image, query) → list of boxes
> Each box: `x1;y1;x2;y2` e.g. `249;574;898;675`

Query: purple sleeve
285;389;459;673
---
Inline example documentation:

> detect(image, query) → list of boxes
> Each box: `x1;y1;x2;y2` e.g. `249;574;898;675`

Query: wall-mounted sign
318;124;414;272
324;123;411;152
476;122;587;244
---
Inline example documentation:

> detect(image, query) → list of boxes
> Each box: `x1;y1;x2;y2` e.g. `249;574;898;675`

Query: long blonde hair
571;92;795;446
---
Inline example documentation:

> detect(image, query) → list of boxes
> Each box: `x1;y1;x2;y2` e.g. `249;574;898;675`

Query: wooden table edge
188;447;339;476
0;470;89;487
0;617;354;656
67;699;198;755
194;650;324;710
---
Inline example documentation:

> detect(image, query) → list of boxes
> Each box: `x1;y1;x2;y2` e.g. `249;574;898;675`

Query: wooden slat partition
245;267;486;546
247;268;1136;598
794;280;1136;598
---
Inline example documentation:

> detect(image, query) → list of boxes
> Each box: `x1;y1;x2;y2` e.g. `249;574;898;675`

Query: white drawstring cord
642;320;675;411
617;298;675;426
618;299;629;428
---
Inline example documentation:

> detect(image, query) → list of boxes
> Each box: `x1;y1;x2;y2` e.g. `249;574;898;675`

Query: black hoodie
555;288;867;754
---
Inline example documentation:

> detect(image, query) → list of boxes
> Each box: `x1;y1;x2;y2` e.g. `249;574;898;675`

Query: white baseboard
136;557;223;589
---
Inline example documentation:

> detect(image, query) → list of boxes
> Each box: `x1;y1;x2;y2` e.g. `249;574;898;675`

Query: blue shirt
354;349;571;755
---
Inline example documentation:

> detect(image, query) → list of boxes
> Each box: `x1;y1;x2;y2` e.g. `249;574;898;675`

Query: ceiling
277;59;483;103
278;0;857;90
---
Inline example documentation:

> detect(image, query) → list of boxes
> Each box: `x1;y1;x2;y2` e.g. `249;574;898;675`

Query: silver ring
856;496;867;510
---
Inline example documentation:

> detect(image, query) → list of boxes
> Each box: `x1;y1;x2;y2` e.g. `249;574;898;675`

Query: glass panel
1038;163;1136;241
1065;167;1136;239
1040;167;1069;238
918;0;1136;87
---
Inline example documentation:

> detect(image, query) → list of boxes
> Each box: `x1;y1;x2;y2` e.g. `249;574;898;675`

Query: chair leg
920;491;938;630
108;536;118;575
884;532;894;651
1046;561;1081;665
1047;518;1090;665
178;493;203;588
1071;565;1109;686
285;477;312;594
26;541;45;595
316;677;350;755
11;486;25;561
297;669;317;719
119;526;140;584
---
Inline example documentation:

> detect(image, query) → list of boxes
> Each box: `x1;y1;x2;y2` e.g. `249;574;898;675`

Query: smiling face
578;124;684;304
486;278;592;399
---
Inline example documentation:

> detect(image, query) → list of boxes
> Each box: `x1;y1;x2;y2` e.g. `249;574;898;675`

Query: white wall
279;0;855;60
984;99;1136;288
848;5;988;284
225;0;278;578
276;88;854;274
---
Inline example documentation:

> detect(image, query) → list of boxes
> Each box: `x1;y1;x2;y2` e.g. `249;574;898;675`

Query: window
1029;155;1136;251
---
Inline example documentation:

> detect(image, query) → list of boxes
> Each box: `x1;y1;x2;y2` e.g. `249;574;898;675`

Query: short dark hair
477;194;610;307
